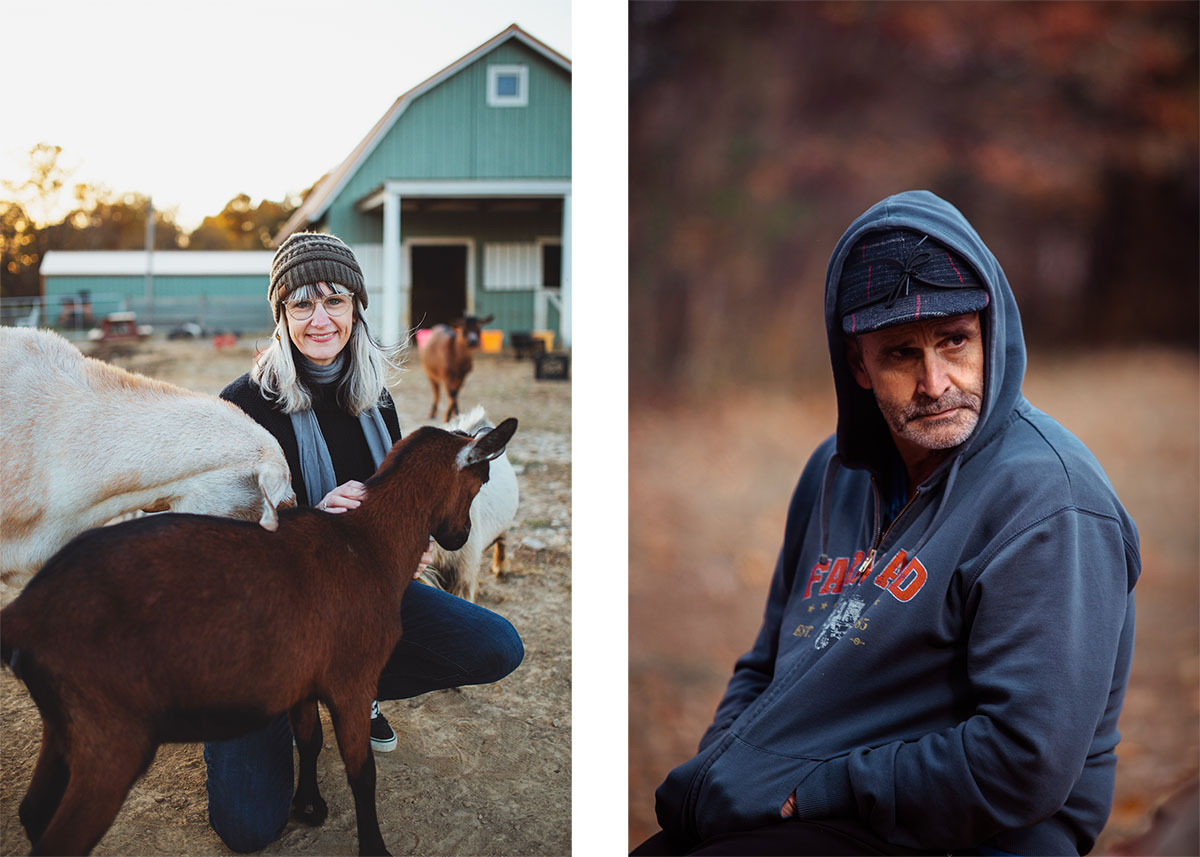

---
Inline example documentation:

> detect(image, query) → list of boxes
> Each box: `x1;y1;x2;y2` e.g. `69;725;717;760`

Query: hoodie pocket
653;734;729;841
691;736;828;842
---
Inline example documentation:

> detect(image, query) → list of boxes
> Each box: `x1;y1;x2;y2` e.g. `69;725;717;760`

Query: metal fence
0;293;274;336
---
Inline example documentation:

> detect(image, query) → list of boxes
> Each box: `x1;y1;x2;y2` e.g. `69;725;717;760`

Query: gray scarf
289;352;392;506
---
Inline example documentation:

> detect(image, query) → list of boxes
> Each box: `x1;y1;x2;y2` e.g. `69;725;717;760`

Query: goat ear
256;460;293;531
258;499;279;532
480;314;494;325
457;417;517;468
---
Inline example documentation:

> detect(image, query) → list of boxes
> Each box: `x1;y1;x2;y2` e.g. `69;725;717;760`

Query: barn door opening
410;244;467;328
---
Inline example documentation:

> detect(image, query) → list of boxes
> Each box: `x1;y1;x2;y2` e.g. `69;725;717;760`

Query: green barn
277;24;572;349
33;25;570;348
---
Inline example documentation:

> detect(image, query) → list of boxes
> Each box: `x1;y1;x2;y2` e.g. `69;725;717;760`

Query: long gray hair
252;283;404;415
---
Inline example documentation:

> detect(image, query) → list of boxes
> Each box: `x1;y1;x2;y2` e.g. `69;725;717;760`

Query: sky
2;0;573;231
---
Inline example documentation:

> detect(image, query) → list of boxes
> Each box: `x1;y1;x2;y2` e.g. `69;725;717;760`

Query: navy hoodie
653;191;1140;856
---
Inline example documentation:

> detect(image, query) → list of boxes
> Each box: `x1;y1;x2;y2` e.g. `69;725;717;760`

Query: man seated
633;190;1139;857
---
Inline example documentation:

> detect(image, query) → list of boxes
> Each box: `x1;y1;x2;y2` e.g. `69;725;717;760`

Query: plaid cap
838;229;988;335
269;232;366;322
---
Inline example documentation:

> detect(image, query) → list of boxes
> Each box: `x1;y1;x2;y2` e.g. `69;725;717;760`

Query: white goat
0;327;295;586
418;406;519;601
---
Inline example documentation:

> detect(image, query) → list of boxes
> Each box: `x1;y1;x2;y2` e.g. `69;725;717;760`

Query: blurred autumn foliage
630;0;1199;400
0;144;304;298
187;193;300;251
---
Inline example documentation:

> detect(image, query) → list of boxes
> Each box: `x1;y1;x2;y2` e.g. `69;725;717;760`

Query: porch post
561;191;571;349
381;190;402;346
534;286;548;333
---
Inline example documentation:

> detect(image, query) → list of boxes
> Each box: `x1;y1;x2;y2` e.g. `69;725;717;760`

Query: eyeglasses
284;295;353;320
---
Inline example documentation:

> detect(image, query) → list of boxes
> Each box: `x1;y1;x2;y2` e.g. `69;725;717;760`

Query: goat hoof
359;840;391;856
291;795;328;826
19;797;56;844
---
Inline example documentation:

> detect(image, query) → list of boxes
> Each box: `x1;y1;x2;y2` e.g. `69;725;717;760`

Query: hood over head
824;190;1026;478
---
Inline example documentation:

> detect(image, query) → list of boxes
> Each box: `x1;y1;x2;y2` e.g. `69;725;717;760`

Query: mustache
903;389;982;421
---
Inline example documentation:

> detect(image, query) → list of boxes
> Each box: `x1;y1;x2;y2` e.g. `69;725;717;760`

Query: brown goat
418;314;494;421
0;418;518;857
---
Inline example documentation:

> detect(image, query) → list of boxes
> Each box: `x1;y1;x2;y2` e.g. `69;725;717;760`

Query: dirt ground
0;337;571;856
629;347;1199;854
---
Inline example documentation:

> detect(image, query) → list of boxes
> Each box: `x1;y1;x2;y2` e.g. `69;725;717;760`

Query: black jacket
220;373;401;507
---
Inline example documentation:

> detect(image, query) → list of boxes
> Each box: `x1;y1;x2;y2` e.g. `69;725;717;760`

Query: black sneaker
370;699;397;752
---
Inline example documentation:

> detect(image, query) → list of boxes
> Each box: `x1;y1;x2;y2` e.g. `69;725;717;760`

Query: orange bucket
480;329;504;353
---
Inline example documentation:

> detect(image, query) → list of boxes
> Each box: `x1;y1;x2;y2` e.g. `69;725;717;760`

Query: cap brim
842;288;989;335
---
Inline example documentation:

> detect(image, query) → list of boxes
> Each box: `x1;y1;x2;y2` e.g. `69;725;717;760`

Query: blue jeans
203;583;523;852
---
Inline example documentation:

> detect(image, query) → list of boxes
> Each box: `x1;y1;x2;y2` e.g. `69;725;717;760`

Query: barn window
487;65;528;107
483;242;539;291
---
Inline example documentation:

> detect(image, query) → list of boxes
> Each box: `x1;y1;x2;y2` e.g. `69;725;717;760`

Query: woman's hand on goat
317;480;366;513
414;538;435;579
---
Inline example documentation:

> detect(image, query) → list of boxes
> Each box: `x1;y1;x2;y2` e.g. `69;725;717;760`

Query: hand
781;792;797;818
414;538;435;579
316;480;366;514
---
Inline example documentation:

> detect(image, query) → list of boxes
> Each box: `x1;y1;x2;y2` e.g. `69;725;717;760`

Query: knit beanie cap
269;232;366;322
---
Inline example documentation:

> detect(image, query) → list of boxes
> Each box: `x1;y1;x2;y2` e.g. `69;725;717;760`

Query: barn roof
275;23;570;245
40;250;274;277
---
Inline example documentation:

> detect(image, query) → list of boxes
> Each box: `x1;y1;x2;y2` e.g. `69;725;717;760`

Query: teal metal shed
276;24;571;349
38;250;274;332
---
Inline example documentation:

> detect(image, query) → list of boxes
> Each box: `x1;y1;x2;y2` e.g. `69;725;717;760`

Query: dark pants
631;820;939;856
203;583;523;852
